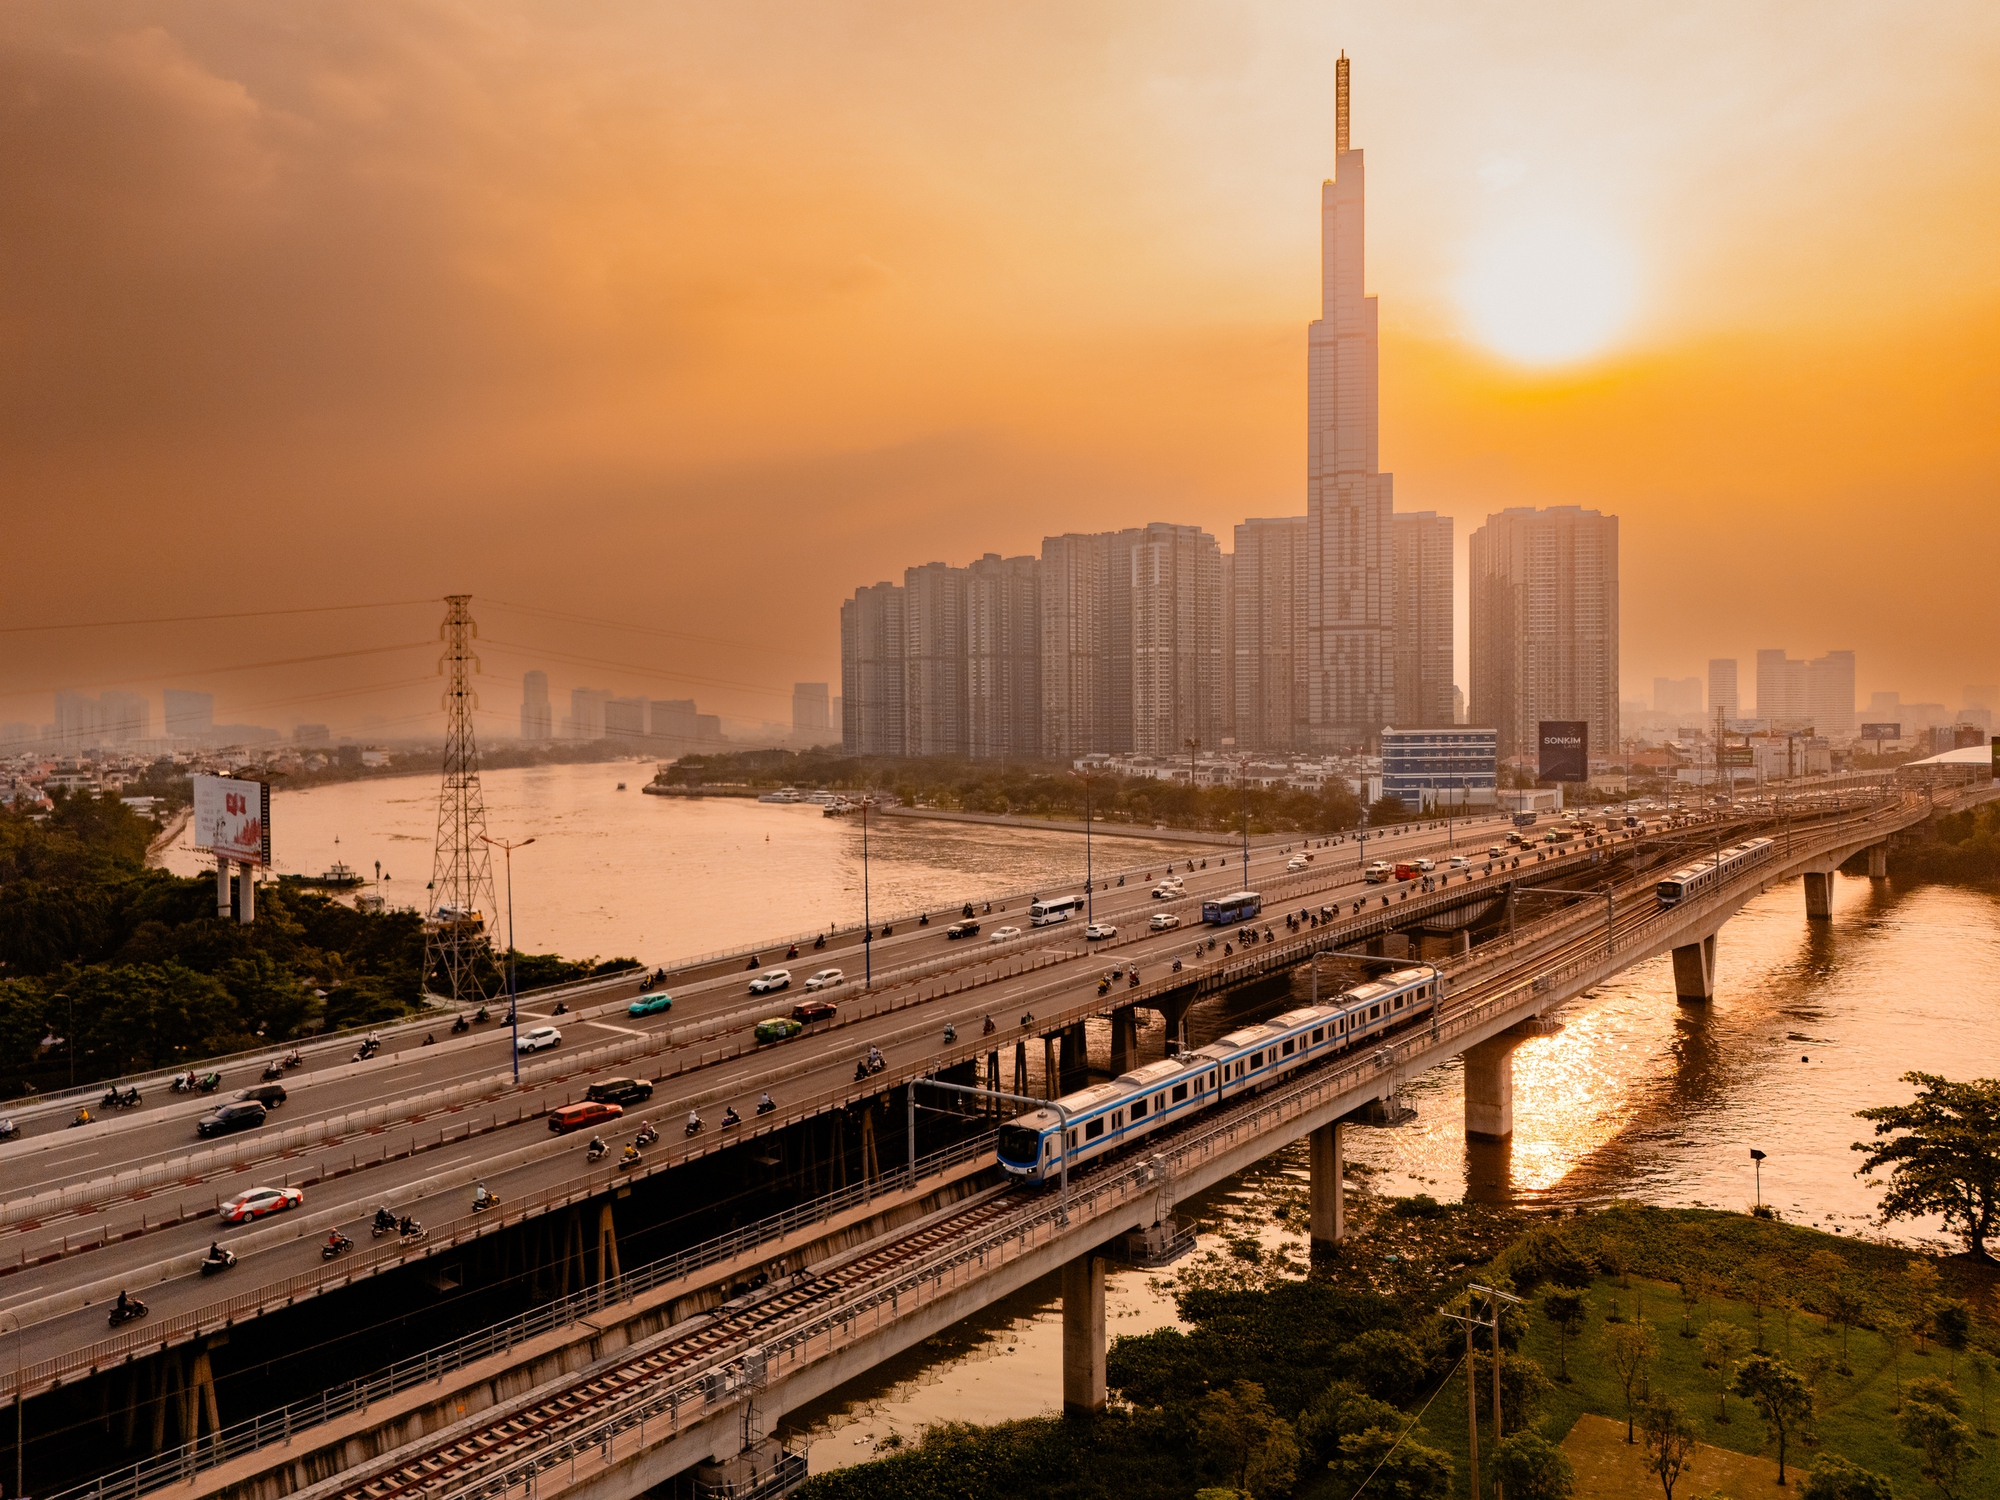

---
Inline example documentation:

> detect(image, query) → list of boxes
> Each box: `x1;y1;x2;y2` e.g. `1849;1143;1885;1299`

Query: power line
2;641;433;698
0;599;438;635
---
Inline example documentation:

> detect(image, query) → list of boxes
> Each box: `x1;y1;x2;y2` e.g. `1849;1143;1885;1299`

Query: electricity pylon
423;594;498;1006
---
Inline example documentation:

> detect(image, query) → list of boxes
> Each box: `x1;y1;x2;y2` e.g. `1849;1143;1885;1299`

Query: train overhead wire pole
423;595;499;1010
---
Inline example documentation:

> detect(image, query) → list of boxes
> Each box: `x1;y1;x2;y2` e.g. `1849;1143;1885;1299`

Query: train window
1311;1028;1324;1043
1393;997;1403;1009
1369;1005;1380;1021
1085;1118;1105;1141
1281;1039;1295;1056
1172;1083;1190;1103
1337;1018;1346;1032
1250;1051;1264;1068
1208;1071;1217;1089
1131;1097;1148;1119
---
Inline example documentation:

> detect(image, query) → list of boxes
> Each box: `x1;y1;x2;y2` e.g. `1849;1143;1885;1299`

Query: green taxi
754;1016;805;1044
628;992;674;1017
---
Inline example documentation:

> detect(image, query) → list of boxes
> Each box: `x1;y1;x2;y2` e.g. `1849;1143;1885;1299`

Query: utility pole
479;834;535;1081
423;595;498;1009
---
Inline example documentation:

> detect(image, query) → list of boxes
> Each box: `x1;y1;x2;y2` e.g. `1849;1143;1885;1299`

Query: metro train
1654;837;1774;908
996;966;1438;1184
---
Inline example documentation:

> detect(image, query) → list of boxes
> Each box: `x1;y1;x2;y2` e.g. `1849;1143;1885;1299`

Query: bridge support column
1161;995;1192;1052
1014;1041;1028;1097
1671;934;1716;1004
1042;1036;1057;1099
1455;929;1471;956
1109;1007;1139;1075
1804;870;1833;920
1061;1251;1106;1414
1462;1036;1515;1141
1059;1022;1088;1093
1868;844;1888;879
987;1050;1000;1094
1308;1122;1345;1248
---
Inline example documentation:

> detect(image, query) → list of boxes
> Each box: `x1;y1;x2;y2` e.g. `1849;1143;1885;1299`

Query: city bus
1200;890;1262;925
1029;895;1081;926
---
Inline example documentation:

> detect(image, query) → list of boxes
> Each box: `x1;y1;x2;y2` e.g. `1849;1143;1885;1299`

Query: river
158;769;2000;1471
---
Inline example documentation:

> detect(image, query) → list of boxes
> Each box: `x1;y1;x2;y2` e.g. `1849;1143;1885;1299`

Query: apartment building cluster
2;688;283;757
839;61;1623;770
520;670;729;754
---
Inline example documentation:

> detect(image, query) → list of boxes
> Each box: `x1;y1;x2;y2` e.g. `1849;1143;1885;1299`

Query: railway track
338;1187;1023;1500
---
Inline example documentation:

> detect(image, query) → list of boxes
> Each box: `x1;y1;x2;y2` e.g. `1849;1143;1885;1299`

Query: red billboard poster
193;775;270;867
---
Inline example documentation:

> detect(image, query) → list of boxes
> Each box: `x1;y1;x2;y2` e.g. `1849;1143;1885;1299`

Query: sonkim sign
1537;722;1588;783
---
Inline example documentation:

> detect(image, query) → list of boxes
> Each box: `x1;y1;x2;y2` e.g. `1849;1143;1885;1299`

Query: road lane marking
586;1022;642;1036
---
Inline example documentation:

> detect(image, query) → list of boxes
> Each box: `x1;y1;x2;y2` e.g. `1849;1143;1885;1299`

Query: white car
1084;923;1117;941
1488;845;1506;858
988;926;1022;944
516;1025;562;1053
1286;856;1310;871
1413;858;1435;873
1449;854;1473;870
1151;882;1182;899
748;969;792;994
804;967;845;991
1149;912;1181;932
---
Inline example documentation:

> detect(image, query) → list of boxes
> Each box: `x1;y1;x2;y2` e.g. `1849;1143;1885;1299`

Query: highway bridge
3;779;1979;1500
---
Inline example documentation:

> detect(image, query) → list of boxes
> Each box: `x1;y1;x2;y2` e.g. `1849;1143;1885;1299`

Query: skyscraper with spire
1305;52;1395;747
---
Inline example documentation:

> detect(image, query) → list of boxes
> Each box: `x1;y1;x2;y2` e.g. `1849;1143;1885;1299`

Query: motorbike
685;1117;703;1136
197;1073;221;1092
1171;959;1183;973
321;1233;354;1261
352;1042;378;1062
171;1075;198;1093
0;1119;14;1140
70;1109;92;1128
618;1149;643;1171
282;1051;302;1070
812;935;826;950
1097;980;1111;997
942;1024;956;1044
634;1125;659;1146
262;1062;285;1082
721;1108;740;1129
917;914;929;927
863;1052;887;1076
962;903;975;919
880;924;893;937
755;1097;776;1116
982;1016;995;1036
474;1007;490;1024
200;1248;237;1277
552;1001;568;1015
1127;973;1140;988
472;1193;500;1213
451;1016;471;1035
371;1210;398;1238
107;1298;149;1328
102;1087;141;1110
587;1140;609;1163
746;955;761;970
786;944;799;958
853;1061;870;1083
399;1220;426;1243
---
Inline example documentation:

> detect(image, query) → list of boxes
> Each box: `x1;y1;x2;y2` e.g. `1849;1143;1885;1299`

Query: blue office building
1381;727;1497;810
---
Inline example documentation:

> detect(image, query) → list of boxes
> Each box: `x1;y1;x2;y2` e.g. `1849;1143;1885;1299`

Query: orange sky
1;2;1995;737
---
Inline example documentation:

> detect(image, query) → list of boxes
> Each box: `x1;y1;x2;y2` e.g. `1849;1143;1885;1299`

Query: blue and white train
1654;837;1774;908
996;966;1438;1183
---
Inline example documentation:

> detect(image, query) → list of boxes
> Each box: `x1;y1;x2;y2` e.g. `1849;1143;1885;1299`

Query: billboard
1860;722;1901;741
192;775;270;867
1720;747;1756;768
1537;721;1588;783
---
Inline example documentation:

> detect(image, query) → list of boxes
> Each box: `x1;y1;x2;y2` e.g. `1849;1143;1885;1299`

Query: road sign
1720;748;1755;768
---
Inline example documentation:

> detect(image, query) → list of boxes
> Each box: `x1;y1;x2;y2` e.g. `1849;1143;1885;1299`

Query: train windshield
997;1125;1043;1163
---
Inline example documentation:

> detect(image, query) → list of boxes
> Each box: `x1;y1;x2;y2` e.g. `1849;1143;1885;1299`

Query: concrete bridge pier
1061;1251;1107;1414
1058;1022;1089;1093
1868;844;1889;879
1671;934;1717;1003
1803;871;1833;919
1462;1035;1517;1141
1160;994;1193;1052
1307;1121;1345;1249
1014;1041;1029;1097
1109;1007;1139;1075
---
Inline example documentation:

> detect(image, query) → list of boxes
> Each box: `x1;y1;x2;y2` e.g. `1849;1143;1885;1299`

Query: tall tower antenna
1335;51;1350;155
423;594;499;1008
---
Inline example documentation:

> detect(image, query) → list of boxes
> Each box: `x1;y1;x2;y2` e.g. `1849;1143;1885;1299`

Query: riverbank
879;805;1280;846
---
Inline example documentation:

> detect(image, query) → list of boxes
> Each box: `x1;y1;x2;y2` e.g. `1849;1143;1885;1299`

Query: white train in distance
1654;837;1774;908
997;966;1438;1185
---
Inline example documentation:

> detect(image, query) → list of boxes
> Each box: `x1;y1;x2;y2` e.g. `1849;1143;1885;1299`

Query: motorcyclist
942;1023;956;1043
635;1120;655;1141
621;1142;640;1163
423;1032;436;1046
473;1183;493;1208
374;1205;396;1232
400;1215;421;1237
758;1092;775;1113
982;1014;995;1034
116;1289;130;1316
722;1106;740;1127
687;1110;702;1132
73;1107;92;1126
588;1135;607;1156
327;1228;347;1250
208;1241;222;1263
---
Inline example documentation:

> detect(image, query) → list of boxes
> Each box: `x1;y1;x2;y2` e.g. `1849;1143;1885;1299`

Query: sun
1457;217;1639;367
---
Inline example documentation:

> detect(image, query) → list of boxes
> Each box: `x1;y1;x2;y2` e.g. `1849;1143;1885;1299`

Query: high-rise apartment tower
520;671;552;740
1392;511;1453;728
1232;517;1308;750
1707;659;1739;724
1305;53;1396;747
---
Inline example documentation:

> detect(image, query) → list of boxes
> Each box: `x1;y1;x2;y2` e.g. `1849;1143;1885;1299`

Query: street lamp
4;1311;21;1500
1069;771;1095;928
478;834;535;1083
1750;1148;1766;1212
861;796;873;988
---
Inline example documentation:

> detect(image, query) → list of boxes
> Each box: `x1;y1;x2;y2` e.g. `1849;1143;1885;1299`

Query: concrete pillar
1308;1121;1344;1249
1868;844;1888;879
986;1050;1000;1094
1804;870;1832;920
1109;1007;1138;1076
1060;1251;1106;1414
1014;1041;1028;1097
1043;1036;1057;1099
237;861;256;923
1058;1022;1088;1093
1463;1035;1515;1141
1161;996;1192;1053
216;855;231;917
1671;934;1716;1003
1455;929;1471;956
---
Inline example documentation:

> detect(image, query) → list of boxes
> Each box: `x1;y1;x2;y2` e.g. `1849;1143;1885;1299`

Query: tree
1676;1274;1700;1338
1932;1298;1972;1377
1898;1395;1977;1499
1197;1381;1298;1499
1335;1328;1429;1405
1905;1259;1942;1352
1801;1454;1896;1499
1699;1320;1750;1423
1806;1250;1848;1330
1733;1352;1814;1485
1491;1430;1575;1500
1639;1395;1699;1500
1330;1426;1453;1499
1878;1313;1913;1410
1742;1259;1779;1350
1968;1349;1994;1437
1853;1075;2000;1262
1606;1317;1660;1443
1295;1383;1400;1471
1544;1289;1589;1381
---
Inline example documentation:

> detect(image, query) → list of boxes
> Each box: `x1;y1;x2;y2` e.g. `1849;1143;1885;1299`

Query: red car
220;1186;304;1224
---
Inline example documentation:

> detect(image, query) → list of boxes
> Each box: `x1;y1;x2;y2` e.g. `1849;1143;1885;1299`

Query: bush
1491;1430;1575;1500
1800;1454;1896;1500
